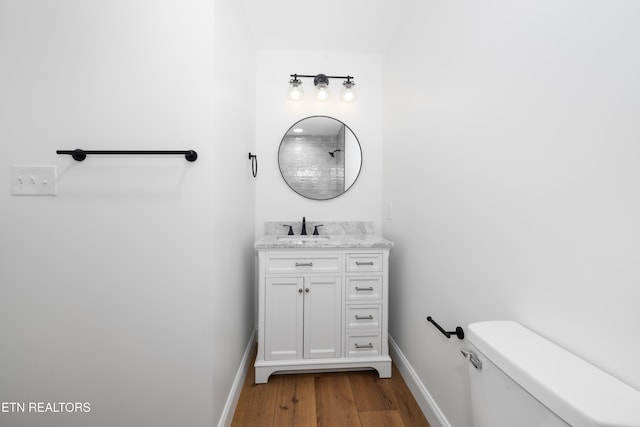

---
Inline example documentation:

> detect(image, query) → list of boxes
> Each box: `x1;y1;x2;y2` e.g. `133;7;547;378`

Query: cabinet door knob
305;288;310;293
298;288;303;293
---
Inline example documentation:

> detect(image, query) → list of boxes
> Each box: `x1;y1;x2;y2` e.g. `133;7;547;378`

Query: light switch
11;165;57;196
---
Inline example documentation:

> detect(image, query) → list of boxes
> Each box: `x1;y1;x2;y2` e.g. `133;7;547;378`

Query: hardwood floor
231;348;431;427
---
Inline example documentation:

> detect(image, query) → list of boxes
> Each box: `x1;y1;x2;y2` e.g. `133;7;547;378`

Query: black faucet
283;224;294;235
301;217;307;235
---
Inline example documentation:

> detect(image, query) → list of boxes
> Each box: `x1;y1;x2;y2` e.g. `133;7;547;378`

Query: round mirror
278;116;362;200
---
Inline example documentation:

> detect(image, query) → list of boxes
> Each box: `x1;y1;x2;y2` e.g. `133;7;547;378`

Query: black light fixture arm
290;73;354;81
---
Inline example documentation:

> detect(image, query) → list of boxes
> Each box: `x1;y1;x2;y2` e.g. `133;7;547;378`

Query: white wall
211;0;256;423
0;1;255;426
383;1;640;426
254;50;384;237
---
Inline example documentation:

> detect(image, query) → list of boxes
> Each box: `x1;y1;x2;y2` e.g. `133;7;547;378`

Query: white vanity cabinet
255;244;392;384
264;274;342;361
344;253;386;358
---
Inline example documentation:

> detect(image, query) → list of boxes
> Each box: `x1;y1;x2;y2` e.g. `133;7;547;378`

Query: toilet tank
466;321;640;427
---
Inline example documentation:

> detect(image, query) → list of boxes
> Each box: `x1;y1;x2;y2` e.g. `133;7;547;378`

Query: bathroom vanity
254;224;393;383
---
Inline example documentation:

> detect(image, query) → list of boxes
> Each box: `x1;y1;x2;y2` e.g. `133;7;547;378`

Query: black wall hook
248;152;258;177
427;316;465;340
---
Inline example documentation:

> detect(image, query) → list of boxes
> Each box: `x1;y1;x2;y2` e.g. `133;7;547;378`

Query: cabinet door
303;276;342;359
265;276;303;361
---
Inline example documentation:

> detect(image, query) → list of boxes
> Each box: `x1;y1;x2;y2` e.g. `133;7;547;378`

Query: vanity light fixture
340;76;356;103
287;75;304;101
314;74;330;102
287;73;356;103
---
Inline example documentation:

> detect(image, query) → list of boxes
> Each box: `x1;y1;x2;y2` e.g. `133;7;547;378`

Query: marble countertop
264;220;376;236
254;234;394;250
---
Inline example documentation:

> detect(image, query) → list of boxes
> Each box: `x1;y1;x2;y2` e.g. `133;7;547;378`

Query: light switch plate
11;165;57;196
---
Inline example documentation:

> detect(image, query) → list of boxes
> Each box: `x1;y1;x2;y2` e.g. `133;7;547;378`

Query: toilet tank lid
467;321;640;427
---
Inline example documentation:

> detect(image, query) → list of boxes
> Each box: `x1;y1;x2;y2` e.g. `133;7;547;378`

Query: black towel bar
57;149;198;162
427;316;465;340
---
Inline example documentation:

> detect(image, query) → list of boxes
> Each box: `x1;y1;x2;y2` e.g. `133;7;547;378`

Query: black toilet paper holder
427;316;465;340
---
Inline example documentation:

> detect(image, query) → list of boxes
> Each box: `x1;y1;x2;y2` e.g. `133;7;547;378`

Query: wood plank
359;410;405;427
231;347;278;427
315;374;362;427
231;348;430;427
273;374;317;427
231;381;278;426
376;364;430;427
348;370;394;412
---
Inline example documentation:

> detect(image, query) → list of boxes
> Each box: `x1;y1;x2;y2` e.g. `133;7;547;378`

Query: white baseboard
217;328;256;427
388;335;451;427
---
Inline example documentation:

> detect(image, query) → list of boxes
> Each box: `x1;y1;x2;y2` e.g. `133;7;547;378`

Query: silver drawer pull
355;286;374;291
355;315;374;320
355;261;374;266
295;262;313;267
354;343;373;349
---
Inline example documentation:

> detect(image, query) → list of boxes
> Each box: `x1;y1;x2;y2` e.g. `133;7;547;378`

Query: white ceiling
241;0;415;53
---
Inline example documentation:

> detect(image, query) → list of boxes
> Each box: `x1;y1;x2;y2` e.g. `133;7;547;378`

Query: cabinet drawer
347;333;381;357
346;276;382;301
346;305;381;330
266;253;341;274
346;253;382;272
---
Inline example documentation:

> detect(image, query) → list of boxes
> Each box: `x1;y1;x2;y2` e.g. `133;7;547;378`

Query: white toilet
465;321;640;427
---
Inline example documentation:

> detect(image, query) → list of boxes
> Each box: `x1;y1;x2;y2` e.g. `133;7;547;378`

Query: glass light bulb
315;84;329;102
287;80;304;101
340;80;356;103
341;88;355;102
